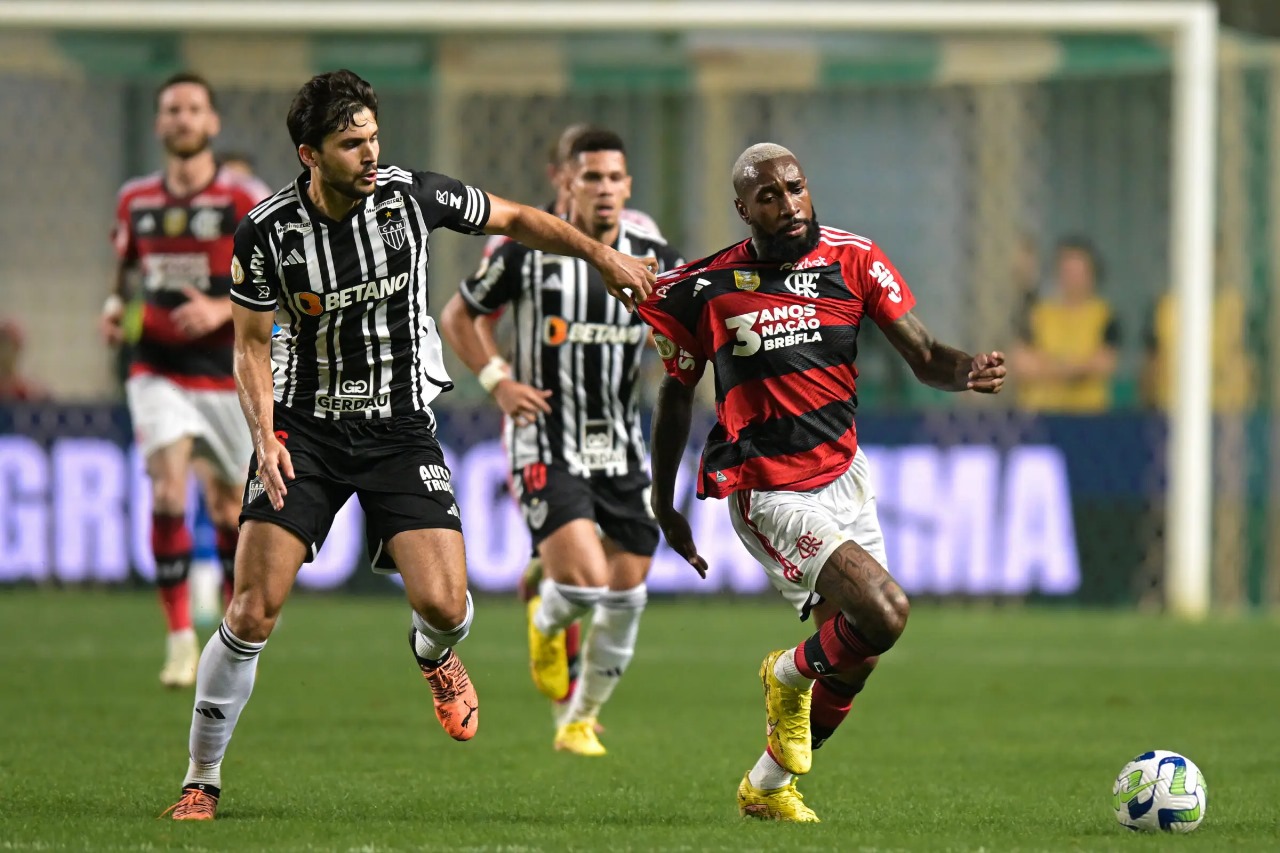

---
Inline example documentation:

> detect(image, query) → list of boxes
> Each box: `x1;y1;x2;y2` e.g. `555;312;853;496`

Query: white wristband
103;294;124;316
478;356;510;394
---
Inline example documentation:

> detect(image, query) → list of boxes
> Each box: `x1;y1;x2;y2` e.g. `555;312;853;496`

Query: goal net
3;2;1259;616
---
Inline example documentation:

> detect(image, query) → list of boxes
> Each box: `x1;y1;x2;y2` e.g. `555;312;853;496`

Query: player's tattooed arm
881;312;1007;394
650;376;708;576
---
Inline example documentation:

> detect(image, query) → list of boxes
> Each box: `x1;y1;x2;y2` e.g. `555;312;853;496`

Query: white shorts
125;374;252;485
728;447;888;617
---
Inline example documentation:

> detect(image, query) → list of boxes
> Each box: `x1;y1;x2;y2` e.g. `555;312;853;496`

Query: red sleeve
637;268;709;387
111;189;136;263
653;334;706;387
852;242;915;325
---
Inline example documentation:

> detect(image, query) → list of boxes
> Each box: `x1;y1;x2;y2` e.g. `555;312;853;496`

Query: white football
1112;750;1207;832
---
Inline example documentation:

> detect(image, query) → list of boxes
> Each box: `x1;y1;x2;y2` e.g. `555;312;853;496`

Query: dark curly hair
286;69;379;158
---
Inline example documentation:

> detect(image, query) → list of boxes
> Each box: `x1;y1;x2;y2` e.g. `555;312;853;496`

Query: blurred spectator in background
216;150;258;181
1011;236;1120;413
0;318;48;401
1141;261;1254;413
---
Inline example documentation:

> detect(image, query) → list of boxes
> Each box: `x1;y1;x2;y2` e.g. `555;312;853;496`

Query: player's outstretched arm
881;312;1006;394
439;293;550;427
232;303;292;510
483;194;655;312
650;375;709;577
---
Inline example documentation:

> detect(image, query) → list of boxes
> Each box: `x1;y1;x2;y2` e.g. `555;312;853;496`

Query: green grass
1;591;1278;851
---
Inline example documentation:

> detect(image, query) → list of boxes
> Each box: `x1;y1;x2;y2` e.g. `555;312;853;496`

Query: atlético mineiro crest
378;209;406;251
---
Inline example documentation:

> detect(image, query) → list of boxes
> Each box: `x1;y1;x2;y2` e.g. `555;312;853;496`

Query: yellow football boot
527;597;570;701
737;772;820;822
760;650;812;775
553;718;607;756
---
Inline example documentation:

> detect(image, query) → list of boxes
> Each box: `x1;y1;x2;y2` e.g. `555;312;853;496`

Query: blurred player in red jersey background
101;72;270;688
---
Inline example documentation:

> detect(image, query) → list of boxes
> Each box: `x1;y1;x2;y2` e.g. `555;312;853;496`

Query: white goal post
0;1;1218;618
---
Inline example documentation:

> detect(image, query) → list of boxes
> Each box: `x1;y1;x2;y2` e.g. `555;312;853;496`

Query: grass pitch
0;590;1277;851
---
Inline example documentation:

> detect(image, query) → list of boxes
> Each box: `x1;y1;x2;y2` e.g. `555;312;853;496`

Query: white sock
168;627;197;645
748;750;794;791
184;621;266;790
566;585;647;724
773;647;815;690
412;591;475;663
533;579;605;636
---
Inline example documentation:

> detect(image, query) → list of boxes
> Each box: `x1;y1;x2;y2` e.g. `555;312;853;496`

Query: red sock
153;513;194;632
158;581;192;633
794;613;879;679
811;678;858;748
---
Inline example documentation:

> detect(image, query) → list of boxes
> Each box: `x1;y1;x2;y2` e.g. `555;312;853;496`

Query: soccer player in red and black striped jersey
102;72;270;690
638;143;1006;822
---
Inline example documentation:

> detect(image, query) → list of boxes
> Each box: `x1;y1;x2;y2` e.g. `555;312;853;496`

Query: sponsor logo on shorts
796;532;823;560
522;462;548;493
316;393;390;413
419;464;453;493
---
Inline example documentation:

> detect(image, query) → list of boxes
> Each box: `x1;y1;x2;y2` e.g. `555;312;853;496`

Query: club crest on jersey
189;207;223;241
654;334;677;360
163;207;188;237
733;270;761;291
378;209;406;251
784;271;821;299
231;255;244;285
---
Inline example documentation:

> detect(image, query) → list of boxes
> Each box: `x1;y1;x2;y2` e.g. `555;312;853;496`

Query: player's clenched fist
599;250;656;313
967;351;1007;394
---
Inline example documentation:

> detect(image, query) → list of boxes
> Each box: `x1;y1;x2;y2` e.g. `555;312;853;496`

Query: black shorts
512;462;659;557
240;404;462;571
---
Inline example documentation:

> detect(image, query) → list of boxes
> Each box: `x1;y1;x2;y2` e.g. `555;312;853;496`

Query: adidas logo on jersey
282;248;306;267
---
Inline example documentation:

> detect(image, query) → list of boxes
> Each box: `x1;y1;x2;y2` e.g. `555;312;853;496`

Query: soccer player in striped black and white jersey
639;144;1006;822
164;70;656;821
441;129;682;756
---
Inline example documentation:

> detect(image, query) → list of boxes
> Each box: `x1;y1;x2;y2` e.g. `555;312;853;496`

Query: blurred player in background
482;123;662;261
102;72;270;689
640;144;1005;821
442;129;681;755
163;69;655;821
216;151;259;182
482;123;667;717
476;121;665;717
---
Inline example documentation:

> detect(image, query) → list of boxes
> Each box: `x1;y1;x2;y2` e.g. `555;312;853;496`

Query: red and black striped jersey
637;226;915;499
112;168;270;389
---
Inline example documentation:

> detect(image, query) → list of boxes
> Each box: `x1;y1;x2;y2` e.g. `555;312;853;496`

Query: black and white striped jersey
229;167;490;420
460;220;683;478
